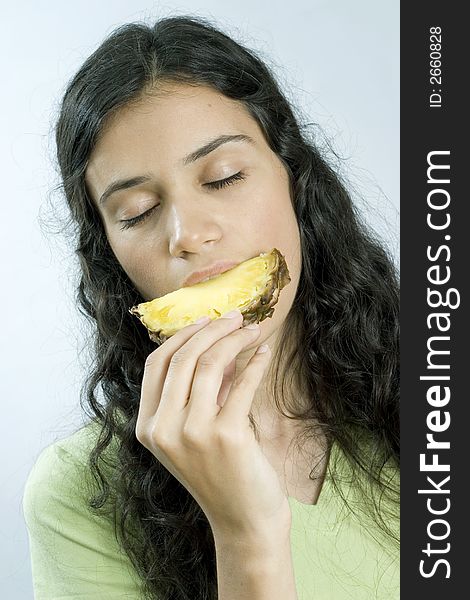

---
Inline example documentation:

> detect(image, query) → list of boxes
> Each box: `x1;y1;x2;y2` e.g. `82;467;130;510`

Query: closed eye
119;205;159;230
119;171;245;230
204;171;246;190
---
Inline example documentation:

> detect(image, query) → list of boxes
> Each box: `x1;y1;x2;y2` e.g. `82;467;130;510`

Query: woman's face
85;82;301;348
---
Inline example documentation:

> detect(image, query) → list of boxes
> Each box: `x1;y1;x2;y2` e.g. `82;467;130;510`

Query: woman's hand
135;309;291;540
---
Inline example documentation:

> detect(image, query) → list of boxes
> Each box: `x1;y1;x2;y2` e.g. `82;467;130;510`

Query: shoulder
23;422;103;513
22;418;123;542
23;423;101;533
23;422;144;598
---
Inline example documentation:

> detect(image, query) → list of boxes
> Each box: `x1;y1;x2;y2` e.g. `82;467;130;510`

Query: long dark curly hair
54;15;399;600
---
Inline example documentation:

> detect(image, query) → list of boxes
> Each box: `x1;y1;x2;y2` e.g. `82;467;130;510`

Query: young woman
23;15;400;600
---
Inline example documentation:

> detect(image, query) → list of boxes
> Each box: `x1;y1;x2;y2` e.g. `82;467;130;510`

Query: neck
232;312;329;504
236;312;305;428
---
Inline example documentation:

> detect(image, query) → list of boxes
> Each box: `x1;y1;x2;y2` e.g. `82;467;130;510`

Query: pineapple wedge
130;248;291;343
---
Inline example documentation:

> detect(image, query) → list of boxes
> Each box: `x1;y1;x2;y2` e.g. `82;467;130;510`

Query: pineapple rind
130;248;290;343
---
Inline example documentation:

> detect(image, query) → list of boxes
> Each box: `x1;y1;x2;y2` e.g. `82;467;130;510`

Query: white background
1;1;399;597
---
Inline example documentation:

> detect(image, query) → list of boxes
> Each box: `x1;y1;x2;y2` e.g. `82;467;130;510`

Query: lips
183;260;241;287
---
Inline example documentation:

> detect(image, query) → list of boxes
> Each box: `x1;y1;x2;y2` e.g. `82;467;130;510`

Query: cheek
254;194;301;276
250;196;301;325
109;238;165;299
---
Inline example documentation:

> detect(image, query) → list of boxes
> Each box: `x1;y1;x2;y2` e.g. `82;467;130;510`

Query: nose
167;200;222;257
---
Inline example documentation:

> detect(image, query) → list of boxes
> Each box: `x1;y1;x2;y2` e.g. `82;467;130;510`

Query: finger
137;316;213;426
216;357;237;408
157;310;246;414
185;323;261;421
218;344;272;423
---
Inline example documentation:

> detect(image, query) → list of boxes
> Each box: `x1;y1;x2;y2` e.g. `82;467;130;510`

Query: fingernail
244;323;260;330
256;344;270;354
221;309;241;319
194;315;211;324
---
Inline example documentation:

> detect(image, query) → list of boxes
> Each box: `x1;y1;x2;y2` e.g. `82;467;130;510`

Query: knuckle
151;425;176;451
197;352;219;369
230;376;251;393
182;422;205;446
135;422;147;445
214;425;243;447
136;419;178;455
144;347;162;369
169;348;189;368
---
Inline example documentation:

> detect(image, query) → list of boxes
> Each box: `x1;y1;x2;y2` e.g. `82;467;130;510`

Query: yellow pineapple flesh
130;248;291;343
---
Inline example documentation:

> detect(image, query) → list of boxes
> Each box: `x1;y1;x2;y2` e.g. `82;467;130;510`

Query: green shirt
23;423;399;599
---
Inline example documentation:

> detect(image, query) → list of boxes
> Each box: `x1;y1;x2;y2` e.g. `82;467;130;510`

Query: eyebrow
98;133;254;205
